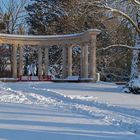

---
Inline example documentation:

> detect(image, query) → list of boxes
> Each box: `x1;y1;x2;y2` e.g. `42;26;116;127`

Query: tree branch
100;5;140;34
97;44;140;51
132;0;140;6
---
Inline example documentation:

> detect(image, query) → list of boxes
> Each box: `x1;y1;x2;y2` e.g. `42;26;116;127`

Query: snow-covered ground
0;81;140;140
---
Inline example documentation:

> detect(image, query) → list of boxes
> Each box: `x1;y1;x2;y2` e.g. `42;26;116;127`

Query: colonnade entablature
0;29;100;81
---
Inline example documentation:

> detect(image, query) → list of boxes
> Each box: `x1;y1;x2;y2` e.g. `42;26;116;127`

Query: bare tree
0;0;28;77
0;0;28;34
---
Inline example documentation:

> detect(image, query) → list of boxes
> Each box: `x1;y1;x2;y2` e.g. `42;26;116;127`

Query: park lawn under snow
0;82;140;140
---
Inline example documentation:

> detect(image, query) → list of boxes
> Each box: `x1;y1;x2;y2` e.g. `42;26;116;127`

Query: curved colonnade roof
0;29;100;46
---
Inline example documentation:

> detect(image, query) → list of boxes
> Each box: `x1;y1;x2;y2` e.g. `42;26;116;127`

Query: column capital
67;44;73;48
86;29;101;36
85;29;101;43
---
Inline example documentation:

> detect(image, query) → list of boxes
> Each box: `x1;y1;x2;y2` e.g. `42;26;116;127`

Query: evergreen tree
26;0;133;81
26;0;66;35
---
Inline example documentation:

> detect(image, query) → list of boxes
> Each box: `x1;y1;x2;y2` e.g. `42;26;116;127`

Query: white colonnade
0;29;100;81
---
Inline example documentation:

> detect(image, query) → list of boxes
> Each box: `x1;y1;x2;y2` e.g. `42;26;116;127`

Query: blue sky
0;0;29;13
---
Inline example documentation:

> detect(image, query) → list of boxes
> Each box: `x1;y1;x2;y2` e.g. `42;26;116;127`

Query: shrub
126;79;140;94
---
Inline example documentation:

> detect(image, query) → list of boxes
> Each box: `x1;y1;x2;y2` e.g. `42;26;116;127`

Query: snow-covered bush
126;79;140;94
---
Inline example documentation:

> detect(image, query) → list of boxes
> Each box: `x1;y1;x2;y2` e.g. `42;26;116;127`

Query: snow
0;78;16;80
129;78;140;88
0;81;140;140
65;76;79;80
125;78;140;94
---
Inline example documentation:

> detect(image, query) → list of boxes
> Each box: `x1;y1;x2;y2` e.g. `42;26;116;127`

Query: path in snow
0;82;140;140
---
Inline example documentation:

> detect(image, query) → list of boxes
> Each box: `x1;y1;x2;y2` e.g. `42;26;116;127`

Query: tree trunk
130;34;140;80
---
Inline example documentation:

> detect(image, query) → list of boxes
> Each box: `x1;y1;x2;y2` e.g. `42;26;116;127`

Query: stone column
89;35;96;80
89;36;96;79
44;47;49;76
19;45;23;78
85;29;100;80
80;46;84;78
38;47;42;79
12;45;17;78
62;46;67;79
83;45;89;78
67;46;72;77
